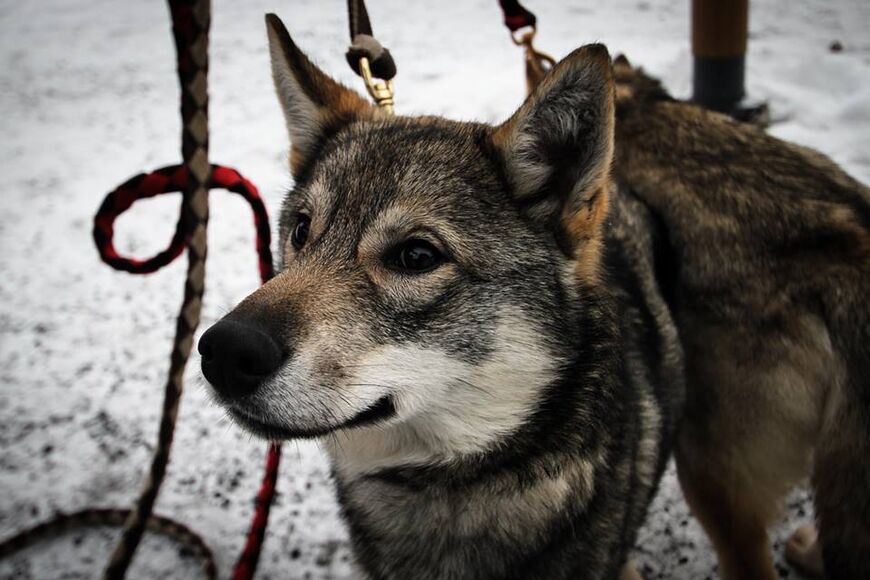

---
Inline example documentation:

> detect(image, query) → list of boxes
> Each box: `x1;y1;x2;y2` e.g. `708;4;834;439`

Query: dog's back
613;56;870;579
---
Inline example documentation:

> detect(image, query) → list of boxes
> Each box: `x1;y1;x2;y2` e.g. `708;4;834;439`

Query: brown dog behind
613;55;870;580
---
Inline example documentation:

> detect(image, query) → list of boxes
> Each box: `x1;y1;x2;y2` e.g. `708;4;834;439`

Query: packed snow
1;0;868;578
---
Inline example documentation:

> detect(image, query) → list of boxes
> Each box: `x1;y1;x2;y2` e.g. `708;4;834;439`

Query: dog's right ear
266;14;374;176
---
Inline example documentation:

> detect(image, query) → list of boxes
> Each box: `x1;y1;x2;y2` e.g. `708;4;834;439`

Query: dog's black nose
198;319;283;399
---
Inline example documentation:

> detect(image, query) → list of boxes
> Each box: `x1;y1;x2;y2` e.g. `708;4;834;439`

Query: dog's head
200;14;614;461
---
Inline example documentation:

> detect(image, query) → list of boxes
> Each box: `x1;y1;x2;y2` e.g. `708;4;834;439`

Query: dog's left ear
492;44;614;262
266;14;375;176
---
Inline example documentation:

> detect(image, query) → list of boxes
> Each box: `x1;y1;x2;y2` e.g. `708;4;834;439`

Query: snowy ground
1;0;868;578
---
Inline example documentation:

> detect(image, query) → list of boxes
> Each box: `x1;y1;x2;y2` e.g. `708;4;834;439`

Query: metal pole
692;0;748;112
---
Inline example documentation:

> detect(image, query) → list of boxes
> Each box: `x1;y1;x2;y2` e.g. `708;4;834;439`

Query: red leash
93;163;281;579
91;2;280;578
232;440;282;580
94;165;273;281
2;7;280;576
498;0;537;32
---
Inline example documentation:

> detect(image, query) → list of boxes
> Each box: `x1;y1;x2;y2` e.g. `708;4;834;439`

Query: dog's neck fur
322;289;639;580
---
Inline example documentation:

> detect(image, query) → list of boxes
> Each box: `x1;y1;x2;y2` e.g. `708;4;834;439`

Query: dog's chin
227;396;397;441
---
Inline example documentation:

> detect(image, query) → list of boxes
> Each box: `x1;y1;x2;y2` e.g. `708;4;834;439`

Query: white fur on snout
327;308;561;478
236;339;390;435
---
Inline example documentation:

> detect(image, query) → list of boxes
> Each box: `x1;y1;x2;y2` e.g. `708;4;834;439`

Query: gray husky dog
199;14;682;579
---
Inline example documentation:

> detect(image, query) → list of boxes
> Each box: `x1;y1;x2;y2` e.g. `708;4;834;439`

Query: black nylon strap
348;0;374;38
499;0;537;32
346;0;396;80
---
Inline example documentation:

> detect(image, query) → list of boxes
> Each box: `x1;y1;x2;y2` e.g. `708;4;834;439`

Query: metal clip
359;56;395;114
511;25;536;47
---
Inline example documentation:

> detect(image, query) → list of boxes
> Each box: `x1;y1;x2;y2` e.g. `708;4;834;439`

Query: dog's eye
291;214;311;251
387;239;443;274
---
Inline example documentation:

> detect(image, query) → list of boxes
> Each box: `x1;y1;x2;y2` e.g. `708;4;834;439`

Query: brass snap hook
511;26;555;66
510;26;556;92
510;25;536;47
359;56;395;114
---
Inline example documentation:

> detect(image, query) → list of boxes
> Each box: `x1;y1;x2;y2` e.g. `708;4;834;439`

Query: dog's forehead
310;118;504;218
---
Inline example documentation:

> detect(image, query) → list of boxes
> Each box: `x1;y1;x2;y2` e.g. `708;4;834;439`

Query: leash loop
93;166;190;274
93;164;273;281
510;25;536;47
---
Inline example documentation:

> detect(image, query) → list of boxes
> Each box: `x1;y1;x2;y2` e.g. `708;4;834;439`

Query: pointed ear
612;53;636;103
613;53;632;68
492;44;615;264
266;14;374;176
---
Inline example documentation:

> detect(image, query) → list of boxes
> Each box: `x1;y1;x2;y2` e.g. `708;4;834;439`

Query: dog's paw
619;559;643;580
785;525;825;578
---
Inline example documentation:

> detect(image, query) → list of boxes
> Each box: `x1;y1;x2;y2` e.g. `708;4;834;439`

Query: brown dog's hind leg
812;376;870;580
676;437;779;580
675;316;832;580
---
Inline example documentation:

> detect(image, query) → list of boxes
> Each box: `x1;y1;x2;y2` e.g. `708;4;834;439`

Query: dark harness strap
345;0;396;80
347;0;374;39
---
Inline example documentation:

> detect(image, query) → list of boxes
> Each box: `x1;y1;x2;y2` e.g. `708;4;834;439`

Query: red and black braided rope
93;164;273;281
101;2;282;577
2;163;281;579
232;443;281;580
1;1;281;579
101;1;214;577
